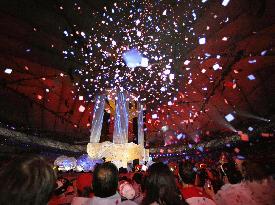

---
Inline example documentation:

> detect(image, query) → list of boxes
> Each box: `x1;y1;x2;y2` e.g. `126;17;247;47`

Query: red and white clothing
181;186;216;205
71;194;138;205
82;192;137;205
71;197;92;205
214;179;275;205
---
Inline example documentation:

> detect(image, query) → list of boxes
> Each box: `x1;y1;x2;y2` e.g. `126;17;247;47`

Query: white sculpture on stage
87;90;149;168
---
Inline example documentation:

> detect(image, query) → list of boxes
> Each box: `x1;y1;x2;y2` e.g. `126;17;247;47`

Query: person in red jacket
178;161;216;205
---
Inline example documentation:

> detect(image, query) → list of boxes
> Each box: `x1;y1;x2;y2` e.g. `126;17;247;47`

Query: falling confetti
60;1;210;109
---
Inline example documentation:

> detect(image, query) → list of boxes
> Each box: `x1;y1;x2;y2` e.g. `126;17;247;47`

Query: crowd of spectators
0;152;275;205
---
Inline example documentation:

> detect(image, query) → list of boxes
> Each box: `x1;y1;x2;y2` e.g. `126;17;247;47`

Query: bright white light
248;59;257;64
137;30;142;37
222;0;230;6
160;87;166;92
202;0;208;2
199;37;206;45
79;96;84;101
4;68;12;74
141;165;148;171
123;48;143;68
201;69;206;73
184;60;190;65
135;19;140;25
169;74;175;81
79;105;85;112
140;57;149;67
168;101;172;106
162;10;167;15
222;37;228;41
205;53;211;57
247;74;256;80
112;40;116;46
192;12;197;20
63;30;69;36
177;133;185;140
161;125;168;132
261;50;267;56
164;69;170;75
248;127;254;131
213;63;220;70
225;113;235;122
152;114;158;119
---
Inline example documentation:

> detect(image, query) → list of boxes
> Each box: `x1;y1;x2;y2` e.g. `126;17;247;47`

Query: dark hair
92;162;119;198
119;176;130;182
77;187;92;197
133;172;143;184
142;162;186;205
119;167;128;174
196;169;208;187
178;161;196;185
54;177;71;196
221;162;242;184
242;160;267;182
0;155;56;205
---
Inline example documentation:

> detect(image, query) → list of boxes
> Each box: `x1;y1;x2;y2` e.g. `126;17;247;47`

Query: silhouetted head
93;162;119;198
0;155;56;205
242;160;268;182
142;162;185;205
178;161;196;185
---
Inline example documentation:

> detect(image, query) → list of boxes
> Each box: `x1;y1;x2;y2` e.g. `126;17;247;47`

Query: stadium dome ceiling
0;0;274;147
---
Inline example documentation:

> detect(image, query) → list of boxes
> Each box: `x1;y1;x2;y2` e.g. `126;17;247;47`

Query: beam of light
235;110;270;122
216;115;237;132
224;122;237;132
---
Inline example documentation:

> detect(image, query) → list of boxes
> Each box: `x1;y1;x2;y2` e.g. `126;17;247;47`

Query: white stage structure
87;91;149;168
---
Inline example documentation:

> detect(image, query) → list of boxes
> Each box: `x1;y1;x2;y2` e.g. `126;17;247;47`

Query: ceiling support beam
0;126;85;153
